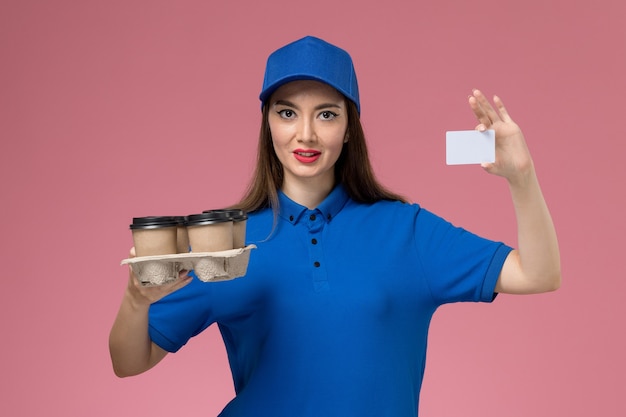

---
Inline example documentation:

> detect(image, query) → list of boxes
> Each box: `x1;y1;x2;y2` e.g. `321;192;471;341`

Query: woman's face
268;80;348;192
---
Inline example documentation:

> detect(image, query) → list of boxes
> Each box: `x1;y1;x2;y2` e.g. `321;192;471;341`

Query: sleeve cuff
480;244;514;302
149;325;183;353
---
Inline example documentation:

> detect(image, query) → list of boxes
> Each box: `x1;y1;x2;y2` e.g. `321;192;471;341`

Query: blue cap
260;36;360;113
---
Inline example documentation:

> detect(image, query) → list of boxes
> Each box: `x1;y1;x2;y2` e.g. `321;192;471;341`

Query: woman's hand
469;89;534;187
468;90;561;294
109;247;192;377
126;247;193;308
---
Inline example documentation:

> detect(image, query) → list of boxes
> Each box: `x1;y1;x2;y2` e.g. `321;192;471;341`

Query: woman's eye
319;111;337;120
277;109;295;119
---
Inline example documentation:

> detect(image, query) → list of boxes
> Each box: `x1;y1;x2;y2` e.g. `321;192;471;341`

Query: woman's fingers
474;123;488;132
127;268;192;305
470;89;502;127
493;95;512;123
169;270;192;291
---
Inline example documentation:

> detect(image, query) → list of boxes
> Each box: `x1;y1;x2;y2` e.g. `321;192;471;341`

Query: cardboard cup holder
121;245;256;286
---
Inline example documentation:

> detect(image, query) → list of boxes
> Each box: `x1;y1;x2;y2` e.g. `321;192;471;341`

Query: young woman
109;36;560;416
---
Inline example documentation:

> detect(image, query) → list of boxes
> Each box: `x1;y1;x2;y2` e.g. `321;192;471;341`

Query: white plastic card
446;129;495;165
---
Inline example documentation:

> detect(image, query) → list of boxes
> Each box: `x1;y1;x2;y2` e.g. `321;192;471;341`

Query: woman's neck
281;176;335;209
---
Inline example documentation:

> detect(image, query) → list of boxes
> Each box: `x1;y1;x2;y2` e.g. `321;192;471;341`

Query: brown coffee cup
204;209;248;249
232;211;247;249
173;216;190;253
130;216;178;257
186;212;233;252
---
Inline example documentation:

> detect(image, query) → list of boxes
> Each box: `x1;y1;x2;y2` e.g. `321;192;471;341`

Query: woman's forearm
108;285;167;377
503;166;561;293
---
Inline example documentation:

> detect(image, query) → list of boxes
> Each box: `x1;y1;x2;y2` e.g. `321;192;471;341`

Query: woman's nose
296;117;317;143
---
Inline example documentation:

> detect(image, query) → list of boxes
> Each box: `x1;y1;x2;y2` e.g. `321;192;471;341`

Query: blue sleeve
148;271;215;352
413;208;513;305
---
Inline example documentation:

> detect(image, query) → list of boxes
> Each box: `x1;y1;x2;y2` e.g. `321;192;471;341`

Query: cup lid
203;208;248;221
187;211;232;226
130;216;178;230
172;216;188;226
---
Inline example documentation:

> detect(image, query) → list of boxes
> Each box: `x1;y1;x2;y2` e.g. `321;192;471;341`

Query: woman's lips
293;149;321;163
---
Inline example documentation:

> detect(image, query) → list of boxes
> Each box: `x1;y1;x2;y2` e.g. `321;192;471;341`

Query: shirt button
309;214;316;221
313;261;320;267
289;215;294;221
311;238;317;245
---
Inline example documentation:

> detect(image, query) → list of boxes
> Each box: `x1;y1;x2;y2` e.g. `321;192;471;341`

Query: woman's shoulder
245;206;273;227
350;197;422;215
337;198;426;228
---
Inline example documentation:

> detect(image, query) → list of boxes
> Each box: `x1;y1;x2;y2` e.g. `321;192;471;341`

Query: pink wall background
1;0;624;415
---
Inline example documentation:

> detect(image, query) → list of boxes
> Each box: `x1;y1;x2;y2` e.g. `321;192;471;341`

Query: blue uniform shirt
149;185;513;416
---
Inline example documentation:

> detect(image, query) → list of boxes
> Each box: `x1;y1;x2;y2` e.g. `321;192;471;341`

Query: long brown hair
236;98;407;214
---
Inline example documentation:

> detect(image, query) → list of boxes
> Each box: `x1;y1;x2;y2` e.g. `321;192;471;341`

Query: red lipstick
293;149;321;163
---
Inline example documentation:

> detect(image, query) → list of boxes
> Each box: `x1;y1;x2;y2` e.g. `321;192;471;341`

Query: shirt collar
278;184;349;225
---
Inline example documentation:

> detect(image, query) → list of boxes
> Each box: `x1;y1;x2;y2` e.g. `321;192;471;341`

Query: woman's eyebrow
273;99;298;109
273;99;343;111
314;103;343;111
